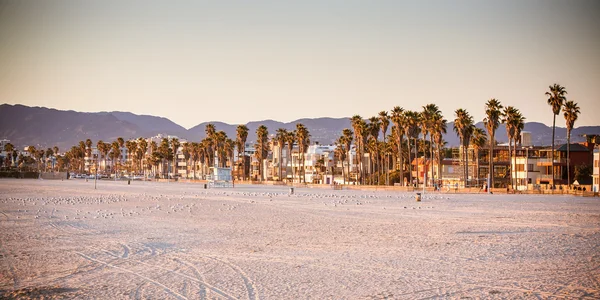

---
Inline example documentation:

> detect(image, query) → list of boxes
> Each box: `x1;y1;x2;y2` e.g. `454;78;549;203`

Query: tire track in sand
206;256;259;300
173;258;208;300
94;248;237;300
76;252;187;300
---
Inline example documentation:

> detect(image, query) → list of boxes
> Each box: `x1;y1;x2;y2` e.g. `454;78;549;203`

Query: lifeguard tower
206;155;233;188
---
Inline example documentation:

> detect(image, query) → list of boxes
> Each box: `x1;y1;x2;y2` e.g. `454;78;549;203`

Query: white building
593;148;599;193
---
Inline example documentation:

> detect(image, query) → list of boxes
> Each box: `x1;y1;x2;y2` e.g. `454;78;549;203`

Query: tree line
2;84;581;187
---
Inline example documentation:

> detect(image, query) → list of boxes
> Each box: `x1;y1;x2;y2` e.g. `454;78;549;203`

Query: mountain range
1;104;599;151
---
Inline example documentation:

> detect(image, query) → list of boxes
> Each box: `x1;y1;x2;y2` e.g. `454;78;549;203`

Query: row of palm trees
11;83;581;187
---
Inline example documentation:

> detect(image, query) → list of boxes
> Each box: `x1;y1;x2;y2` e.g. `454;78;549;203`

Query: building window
516;164;525;172
527;164;534;171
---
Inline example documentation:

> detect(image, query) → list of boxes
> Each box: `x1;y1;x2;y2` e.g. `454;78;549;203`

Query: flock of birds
0;188;456;223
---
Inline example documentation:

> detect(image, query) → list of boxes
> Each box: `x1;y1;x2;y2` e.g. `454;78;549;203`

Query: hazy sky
1;0;599;129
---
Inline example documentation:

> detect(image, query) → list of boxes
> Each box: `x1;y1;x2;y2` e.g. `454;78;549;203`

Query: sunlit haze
1;0;599;129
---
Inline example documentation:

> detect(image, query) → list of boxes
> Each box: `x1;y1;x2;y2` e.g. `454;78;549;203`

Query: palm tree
125;140;136;174
483;99;503;188
285;131;296;183
350;115;366;184
545;84;567;185
171;137;180;177
236;125;249;180
111;141;122;178
224;138;235;171
454;109;475;187
158;138;171;178
563;100;580;187
471;127;487;186
421;104;441;186
137;138;148;178
205;124;216;166
430;113;447;186
379;111;390;182
181;142;191;179
391;106;406;185
295;123;310;183
255;125;269;181
335;136;347;184
404;111;421;187
275;128;288;181
503;106;518;190
45;148;54;172
368;116;381;184
342;128;353;184
85;139;93;162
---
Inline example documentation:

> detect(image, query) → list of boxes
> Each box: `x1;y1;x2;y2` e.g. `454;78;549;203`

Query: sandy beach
0;179;599;299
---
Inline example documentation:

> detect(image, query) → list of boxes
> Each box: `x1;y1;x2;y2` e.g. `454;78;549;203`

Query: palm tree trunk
346;152;351;185
430;135;434;187
399;136;404;186
476;150;480;187
551;114;556;186
508;138;512;190
489;134;495;188
465;145;468;188
567;129;571;188
407;139;412;187
414;138;418;186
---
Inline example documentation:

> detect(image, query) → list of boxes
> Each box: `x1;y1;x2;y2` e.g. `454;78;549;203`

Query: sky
1;0;599;129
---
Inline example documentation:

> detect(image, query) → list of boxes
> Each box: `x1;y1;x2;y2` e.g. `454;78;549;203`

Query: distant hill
1;104;599;151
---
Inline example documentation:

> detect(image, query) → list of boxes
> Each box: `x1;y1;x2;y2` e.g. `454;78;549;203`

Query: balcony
536;158;567;166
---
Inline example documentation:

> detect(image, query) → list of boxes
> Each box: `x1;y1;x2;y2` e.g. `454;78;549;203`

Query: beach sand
1;179;599;299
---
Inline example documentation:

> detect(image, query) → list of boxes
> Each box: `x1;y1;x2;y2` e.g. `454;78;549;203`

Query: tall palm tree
255;125;269;181
137;138;148;178
205;124;217;166
190;142;200;179
85;139;93;162
96;141;106;173
335;136;347;184
379;111;390;182
350;115;366;184
275;128;288;181
404;111;421;187
295;123;310;183
368;116;381;184
431;113;447;186
171;137;180;177
471;127;487;186
422;104;441;186
224;138;235;171
45;148;54;172
125;140;136;174
236;125;249;180
342;128;353;184
545;84;567;185
391;106;406;185
181;142;191;179
483;99;503;188
111;141;121;178
285;130;296;183
454;109;475;187
563;100;580;187
513;112;526;189
503;106;518;190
